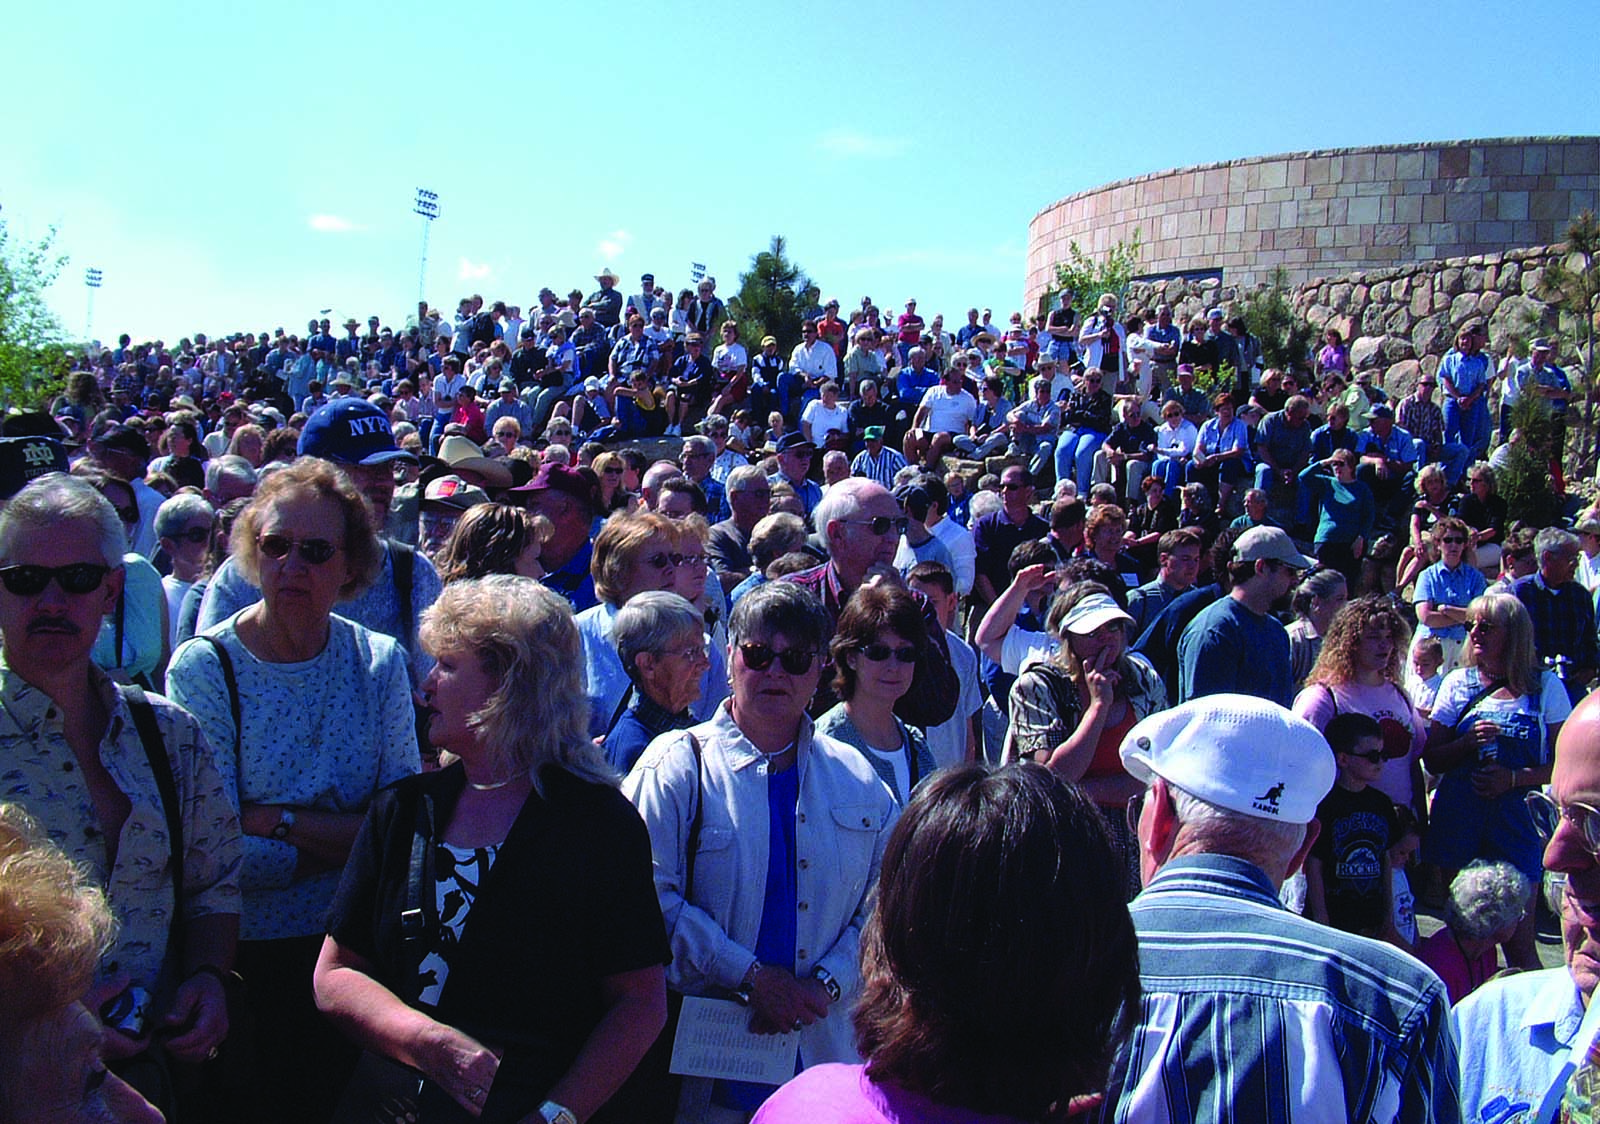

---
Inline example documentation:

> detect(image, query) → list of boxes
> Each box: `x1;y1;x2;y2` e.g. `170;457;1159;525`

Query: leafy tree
0;214;70;410
1534;210;1600;475
1048;231;1143;318
0;222;70;409
1498;392;1563;530
727;236;820;359
1239;267;1318;374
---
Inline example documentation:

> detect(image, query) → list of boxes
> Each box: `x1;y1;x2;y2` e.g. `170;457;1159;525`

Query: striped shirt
1100;855;1458;1124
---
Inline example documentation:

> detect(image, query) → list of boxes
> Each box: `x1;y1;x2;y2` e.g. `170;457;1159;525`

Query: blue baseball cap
297;398;416;466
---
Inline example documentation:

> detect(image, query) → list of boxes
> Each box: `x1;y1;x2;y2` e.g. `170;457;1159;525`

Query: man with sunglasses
197;398;439;683
971;465;1048;609
782;478;958;728
0;473;241;1097
1454;685;1600;1119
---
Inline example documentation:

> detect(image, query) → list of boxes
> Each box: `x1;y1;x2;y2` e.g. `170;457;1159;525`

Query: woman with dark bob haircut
817;583;935;807
435;502;553;584
753;763;1140;1123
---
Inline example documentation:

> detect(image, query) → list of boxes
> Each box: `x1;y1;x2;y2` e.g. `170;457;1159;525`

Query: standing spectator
1127;528;1203;638
1439;322;1494;459
1076;294;1125;383
1514;527;1597;701
623;582;899;1122
905;562;982;768
1286;568;1349;689
1305;713;1400;941
1176;526;1312;706
1298;449;1376;591
1104;695;1457;1123
1411;515;1488;681
1397;371;1469;486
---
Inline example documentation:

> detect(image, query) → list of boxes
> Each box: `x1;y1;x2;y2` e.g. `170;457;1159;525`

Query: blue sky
9;0;1597;344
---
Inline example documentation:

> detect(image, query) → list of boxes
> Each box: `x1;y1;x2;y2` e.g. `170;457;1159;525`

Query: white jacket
622;702;897;1097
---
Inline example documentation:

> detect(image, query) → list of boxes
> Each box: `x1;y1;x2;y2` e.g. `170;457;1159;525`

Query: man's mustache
27;619;81;636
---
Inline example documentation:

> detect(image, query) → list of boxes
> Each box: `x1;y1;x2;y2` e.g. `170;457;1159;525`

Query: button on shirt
1100;855;1459;1124
0;658;241;988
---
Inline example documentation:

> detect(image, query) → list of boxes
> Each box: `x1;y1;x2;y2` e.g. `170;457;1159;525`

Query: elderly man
707;465;771;592
1103;695;1458;1122
198;398;440;683
972;464;1049;606
1177;526;1312;707
781;477;958;728
0;473;242;1094
1455;688;1600;1119
1357;403;1418;524
679;434;727;521
512;462;601;611
1252;393;1315;523
1515;527;1597;701
768;432;823;519
583;267;624;328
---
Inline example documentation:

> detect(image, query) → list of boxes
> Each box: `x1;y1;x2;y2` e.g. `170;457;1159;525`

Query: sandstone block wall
1024;137;1600;316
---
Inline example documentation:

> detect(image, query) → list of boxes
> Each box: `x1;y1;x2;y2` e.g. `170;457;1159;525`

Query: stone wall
1122;245;1572;400
1024;136;1600;316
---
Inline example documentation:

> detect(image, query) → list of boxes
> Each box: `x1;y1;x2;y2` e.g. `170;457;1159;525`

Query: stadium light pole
414;188;439;307
84;267;103;343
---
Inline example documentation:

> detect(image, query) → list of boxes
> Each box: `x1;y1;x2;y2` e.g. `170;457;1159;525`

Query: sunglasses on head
258;534;341;565
0;563;112;597
859;642;917;664
739;642;817;675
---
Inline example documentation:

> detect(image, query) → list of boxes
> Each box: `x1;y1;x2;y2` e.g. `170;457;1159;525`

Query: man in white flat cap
1100;694;1459;1124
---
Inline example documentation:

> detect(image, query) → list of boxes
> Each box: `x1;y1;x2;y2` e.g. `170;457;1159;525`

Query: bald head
1549;689;1600;1000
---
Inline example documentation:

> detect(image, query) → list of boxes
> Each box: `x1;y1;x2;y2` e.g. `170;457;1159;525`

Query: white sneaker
666;424;680;436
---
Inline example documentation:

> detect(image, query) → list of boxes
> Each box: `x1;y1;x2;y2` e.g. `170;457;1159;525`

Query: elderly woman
623;582;899;1124
1286;568;1349;688
579;512;696;737
1422;592;1569;970
154;491;215;647
1005;581;1166;892
605;591;712;774
1416;861;1531;1004
314;578;668;1124
436;502;552;584
1294;596;1426;816
167;458;420;1120
817;584;937;807
751;764;1140;1124
0;804;164;1124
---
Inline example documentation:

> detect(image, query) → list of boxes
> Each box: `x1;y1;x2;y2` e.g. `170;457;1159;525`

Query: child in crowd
1387;806;1423;952
728;408;756;453
1409;635;1445;717
944;471;971;527
1305;713;1398;941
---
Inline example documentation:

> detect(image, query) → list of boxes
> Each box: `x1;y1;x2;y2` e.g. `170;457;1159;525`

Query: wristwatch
537;1100;577;1124
812;966;841;1004
270;808;296;840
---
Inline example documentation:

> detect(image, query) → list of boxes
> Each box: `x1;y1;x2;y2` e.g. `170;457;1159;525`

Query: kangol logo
1252;782;1285;816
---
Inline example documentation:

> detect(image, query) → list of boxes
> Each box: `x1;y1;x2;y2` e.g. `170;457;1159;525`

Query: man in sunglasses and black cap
0;471;242;1102
197;398;440;684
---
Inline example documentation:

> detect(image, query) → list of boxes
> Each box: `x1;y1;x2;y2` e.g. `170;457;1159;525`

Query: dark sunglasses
0;563;112;597
258;534;341;565
170;527;212;545
1439;536;1467;545
848;516;908;536
859;643;917;664
643;551;684;571
1344;749;1385;764
739;642;817;675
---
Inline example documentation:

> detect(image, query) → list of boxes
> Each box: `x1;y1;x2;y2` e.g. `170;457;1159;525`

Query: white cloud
597;228;632;259
457;257;492;281
815;130;908;159
308;213;357;233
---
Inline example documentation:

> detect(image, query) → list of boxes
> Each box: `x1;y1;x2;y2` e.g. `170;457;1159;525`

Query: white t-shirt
922;631;982;770
921;387;980;433
1431;667;1571;768
800;399;850;444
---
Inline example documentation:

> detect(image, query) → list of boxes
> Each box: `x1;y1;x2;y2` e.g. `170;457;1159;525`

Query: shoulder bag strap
1451;677;1510;733
683;732;704;903
191;636;241;756
123;685;185;952
390;539;415;657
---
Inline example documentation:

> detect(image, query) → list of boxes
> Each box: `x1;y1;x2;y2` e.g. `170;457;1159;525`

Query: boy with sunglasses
1305;712;1401;942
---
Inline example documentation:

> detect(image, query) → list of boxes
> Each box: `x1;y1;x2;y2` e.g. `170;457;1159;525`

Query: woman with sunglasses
623;581;899;1124
153;492;214;648
816;584;935;808
1005;581;1166;896
167;459;420;1120
579;512;699;739
1409;515;1488;687
1421;592;1569;970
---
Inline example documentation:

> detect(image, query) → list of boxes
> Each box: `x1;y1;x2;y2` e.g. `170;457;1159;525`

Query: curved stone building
1024;136;1600;314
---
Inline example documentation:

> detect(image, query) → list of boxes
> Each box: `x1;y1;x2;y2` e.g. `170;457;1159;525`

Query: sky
9;0;1598;345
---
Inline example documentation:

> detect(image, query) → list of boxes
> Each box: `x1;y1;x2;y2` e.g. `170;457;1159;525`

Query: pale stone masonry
1024;136;1600;315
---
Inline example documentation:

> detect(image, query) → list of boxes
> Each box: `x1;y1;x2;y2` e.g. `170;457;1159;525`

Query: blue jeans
1153;455;1188;491
1056;428;1108;491
1444;396;1491;461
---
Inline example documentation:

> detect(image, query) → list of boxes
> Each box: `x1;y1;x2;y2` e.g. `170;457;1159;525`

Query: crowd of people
0;270;1596;1124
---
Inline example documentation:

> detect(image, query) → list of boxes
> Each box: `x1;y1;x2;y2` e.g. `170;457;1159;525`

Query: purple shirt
752;1064;1030;1124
